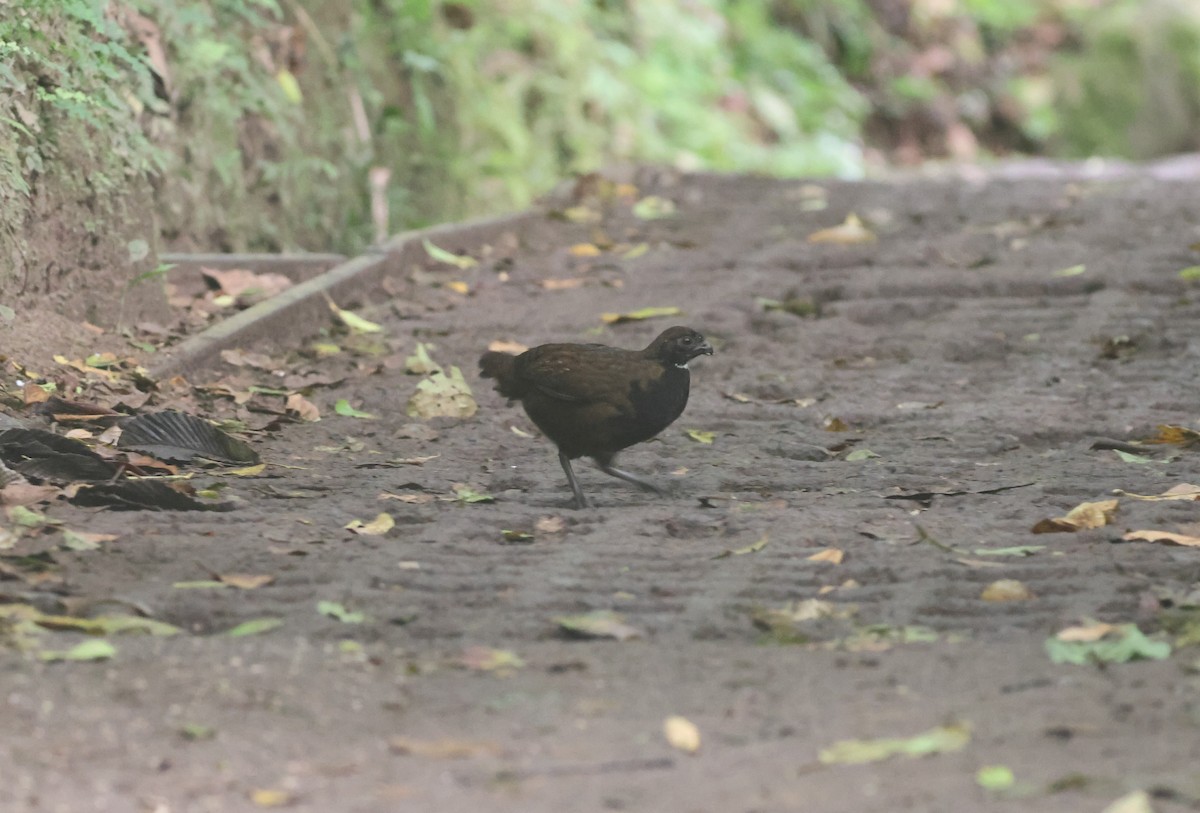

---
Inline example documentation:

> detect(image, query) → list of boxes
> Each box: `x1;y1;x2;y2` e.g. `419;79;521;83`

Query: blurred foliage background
4;0;1200;266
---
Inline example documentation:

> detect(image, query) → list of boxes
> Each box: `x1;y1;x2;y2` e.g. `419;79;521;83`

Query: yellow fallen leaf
980;579;1033;602
445;280;470;294
663;715;701;754
346;512;395;536
218;573;275;590
685;429;715;444
807;548;844;564
487;339;529;354
327;300;382;333
249;788;293;808
600;306;682;324
1056;621;1116;642
1123;529;1200;547
541;278;586;291
1143;424;1200;446
226;463;266;477
818;722;970;765
568;243;602;257
1031;498;1118;533
807;213;876;245
285;393;321;421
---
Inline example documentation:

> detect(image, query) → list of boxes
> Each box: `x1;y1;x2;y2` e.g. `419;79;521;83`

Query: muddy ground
6;166;1200;812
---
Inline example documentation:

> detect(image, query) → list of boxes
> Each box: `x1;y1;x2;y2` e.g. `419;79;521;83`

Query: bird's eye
681;336;693;344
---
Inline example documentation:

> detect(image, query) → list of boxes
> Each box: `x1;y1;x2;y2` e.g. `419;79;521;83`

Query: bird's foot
597;464;667;496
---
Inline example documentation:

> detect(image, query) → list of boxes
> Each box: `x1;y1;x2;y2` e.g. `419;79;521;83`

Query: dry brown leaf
286;393;321;421
980;579;1034;601
807;213;877;245
1142;424;1200;446
388;737;502;759
1;482;60;506
663;715;701;755
1031;498;1118;533
1123;529;1200;547
202;268;292;302
823;417;850;432
22;385;50;406
218;573;276;590
807;548;845;564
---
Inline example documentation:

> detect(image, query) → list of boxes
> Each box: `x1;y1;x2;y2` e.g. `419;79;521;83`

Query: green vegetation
3;0;1200;276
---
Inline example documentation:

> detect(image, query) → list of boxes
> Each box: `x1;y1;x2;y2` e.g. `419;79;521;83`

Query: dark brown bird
479;326;713;508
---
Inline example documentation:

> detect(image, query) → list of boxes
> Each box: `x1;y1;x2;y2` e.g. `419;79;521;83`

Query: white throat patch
674;361;690;370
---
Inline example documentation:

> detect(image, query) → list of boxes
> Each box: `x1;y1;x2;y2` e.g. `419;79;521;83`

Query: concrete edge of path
148;210;541;380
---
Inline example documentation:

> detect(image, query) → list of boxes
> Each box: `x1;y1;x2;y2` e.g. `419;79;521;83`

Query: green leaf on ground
972;546;1045;557
328;300;383;333
632;195;676;219
976;765;1016;791
226;618;284;637
818;722;971;765
1052;264;1086;277
334;399;375;419
407;366;477;419
318;601;365;624
455;485;495;504
685;429;716;444
39;639;117;662
600;306;682;324
712;533;769;559
423;239;478;269
1045;623;1170;665
1113;449;1154;464
1178;266;1200;281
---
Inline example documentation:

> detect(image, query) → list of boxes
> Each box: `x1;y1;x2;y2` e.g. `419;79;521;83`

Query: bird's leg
594;457;666;496
558;450;590;509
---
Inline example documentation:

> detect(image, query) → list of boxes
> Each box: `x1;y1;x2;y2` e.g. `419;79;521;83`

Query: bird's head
645;326;714;369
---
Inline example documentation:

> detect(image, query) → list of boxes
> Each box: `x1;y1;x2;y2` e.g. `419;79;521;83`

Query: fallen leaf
980;579;1033;601
556;610;644;641
976;765;1016;791
318;600;365;624
1031;498;1118;533
1179;266;1200;281
845;448;879;461
1123;529;1200;547
225;463;266;477
622;242;650;259
249;788;293;808
600;306;682;324
445;280;470;295
39;639;117;662
328;300;383;333
501;529;534;544
1101;790;1155;813
632;195;676;219
818;722;970;765
487;339;529;354
454;485;494;504
568;243;602;257
217;573;275;590
334;399;375;419
1116;483;1200;501
712;533;769;559
663;715;701;754
541;277;587;291
807;548;844;564
1052;264;1086;277
345;512;395;535
1142;424;1200;447
685;429;715;444
423;238;478;269
458;645;525;672
823;417;850;432
285;393;321;421
972;545;1044;557
535;516;566;535
1113;449;1154;464
1046;622;1170;664
405;342;441;374
60;530;117;551
180;723;217;741
407;366;477;419
807;213;876;245
226;618;284;637
388;736;502;759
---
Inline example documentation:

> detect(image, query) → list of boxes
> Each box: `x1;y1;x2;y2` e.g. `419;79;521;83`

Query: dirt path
7;168;1200;812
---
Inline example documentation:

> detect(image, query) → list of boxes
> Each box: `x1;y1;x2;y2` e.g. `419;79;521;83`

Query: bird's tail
478;351;521;399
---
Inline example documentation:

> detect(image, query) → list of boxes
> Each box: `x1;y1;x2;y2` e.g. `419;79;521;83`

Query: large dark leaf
117;411;260;464
0;428;119;483
69;480;234;512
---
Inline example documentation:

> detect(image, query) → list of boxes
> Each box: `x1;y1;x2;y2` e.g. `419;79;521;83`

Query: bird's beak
694;340;714;358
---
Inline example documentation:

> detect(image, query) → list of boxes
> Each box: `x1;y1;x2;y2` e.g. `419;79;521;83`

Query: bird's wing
515;345;644;404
